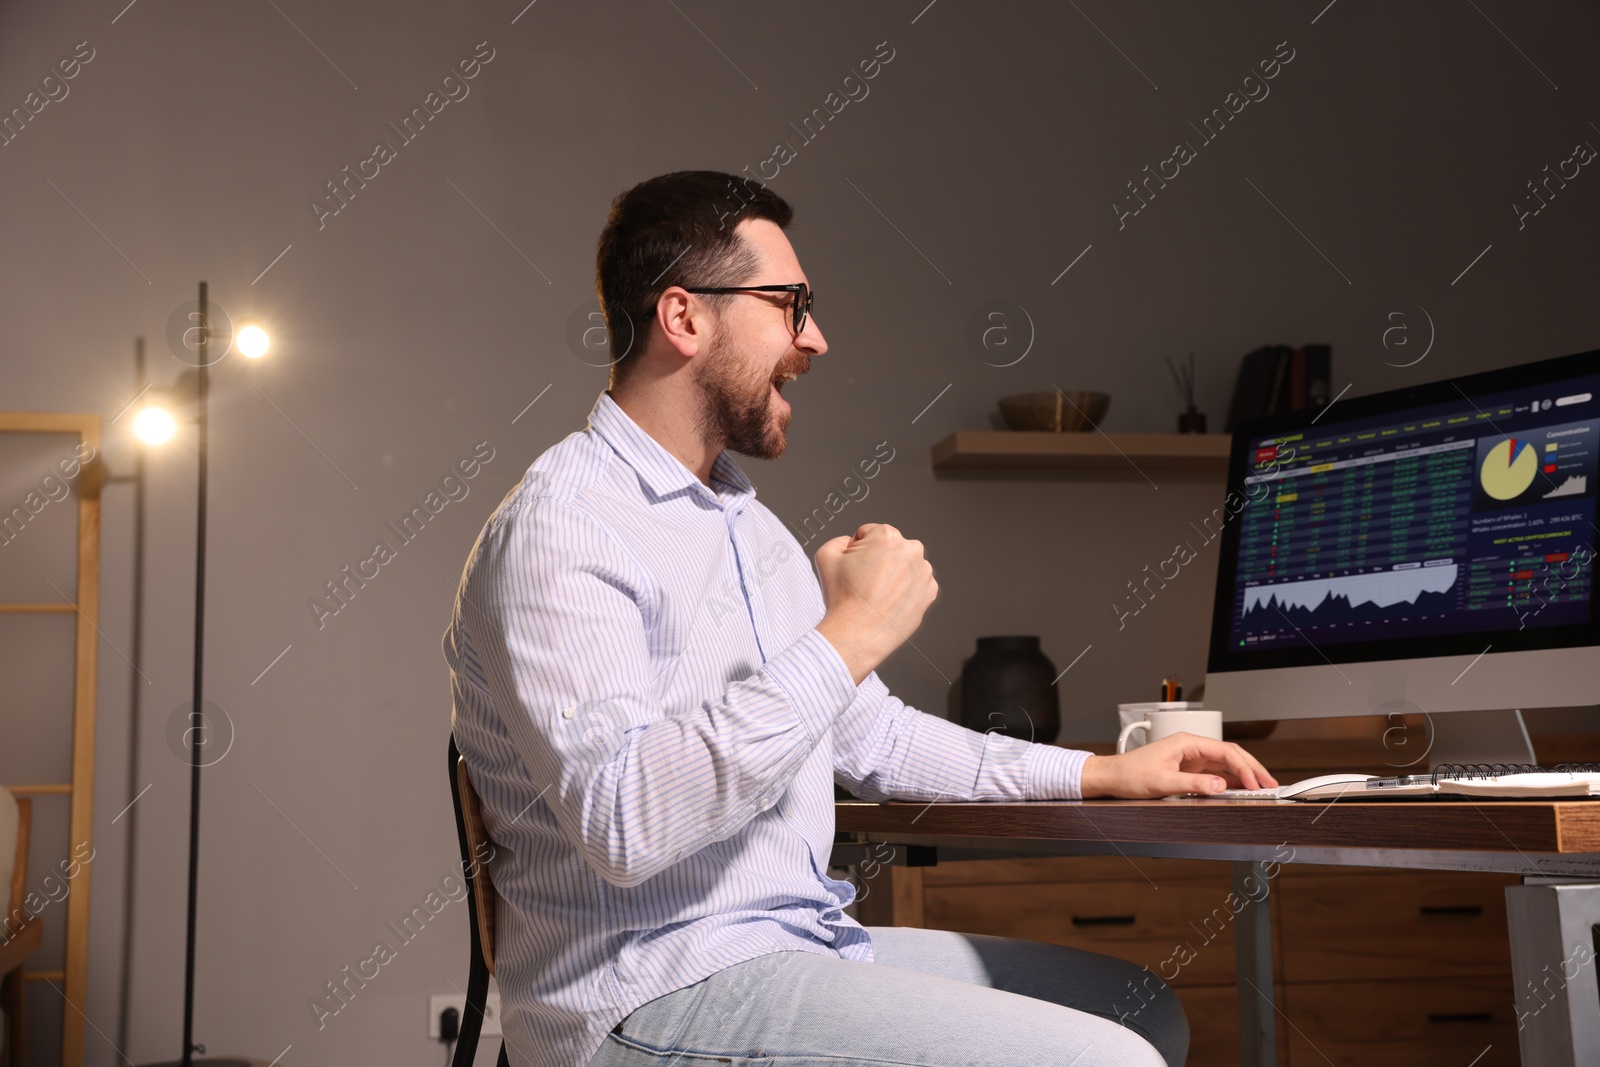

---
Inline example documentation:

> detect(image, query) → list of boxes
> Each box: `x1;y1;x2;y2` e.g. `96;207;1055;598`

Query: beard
692;328;808;460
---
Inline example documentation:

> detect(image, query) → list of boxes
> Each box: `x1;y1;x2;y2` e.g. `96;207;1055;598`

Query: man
443;170;1277;1067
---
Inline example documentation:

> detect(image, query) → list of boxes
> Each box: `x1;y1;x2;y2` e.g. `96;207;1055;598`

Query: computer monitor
1205;348;1600;767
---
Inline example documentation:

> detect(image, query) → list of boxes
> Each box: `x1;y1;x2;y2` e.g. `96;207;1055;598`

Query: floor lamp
132;282;269;1067
109;336;146;1055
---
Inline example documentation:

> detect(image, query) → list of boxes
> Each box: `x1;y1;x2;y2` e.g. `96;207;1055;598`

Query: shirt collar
588;391;756;509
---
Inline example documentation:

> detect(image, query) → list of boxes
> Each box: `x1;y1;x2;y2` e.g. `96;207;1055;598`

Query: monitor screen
1207;349;1600;676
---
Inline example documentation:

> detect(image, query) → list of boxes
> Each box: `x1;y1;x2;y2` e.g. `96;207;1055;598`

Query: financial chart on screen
1227;372;1599;651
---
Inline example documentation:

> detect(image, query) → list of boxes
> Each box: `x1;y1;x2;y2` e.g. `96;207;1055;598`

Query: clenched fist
814;523;938;684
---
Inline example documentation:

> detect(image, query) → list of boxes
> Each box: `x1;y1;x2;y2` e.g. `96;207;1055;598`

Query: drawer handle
1071;915;1136;927
1419;905;1484;918
1428;1012;1493;1024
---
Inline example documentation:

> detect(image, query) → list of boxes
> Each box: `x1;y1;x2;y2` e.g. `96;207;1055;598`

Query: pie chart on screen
1479;438;1539;500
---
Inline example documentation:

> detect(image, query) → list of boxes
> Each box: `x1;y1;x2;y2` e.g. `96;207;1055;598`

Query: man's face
692;219;827;460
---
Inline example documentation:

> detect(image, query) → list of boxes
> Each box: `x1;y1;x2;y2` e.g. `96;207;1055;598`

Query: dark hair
596;170;792;386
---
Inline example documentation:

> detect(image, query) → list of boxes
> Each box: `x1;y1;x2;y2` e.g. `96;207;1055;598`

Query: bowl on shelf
998;390;1111;432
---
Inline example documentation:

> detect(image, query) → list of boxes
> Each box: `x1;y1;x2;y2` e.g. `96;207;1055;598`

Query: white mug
1116;702;1205;739
1116;705;1223;753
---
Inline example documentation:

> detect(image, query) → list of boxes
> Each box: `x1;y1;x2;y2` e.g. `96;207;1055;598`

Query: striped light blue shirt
443;391;1092;1067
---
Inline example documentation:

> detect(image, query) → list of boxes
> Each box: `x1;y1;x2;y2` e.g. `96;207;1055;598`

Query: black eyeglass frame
681;283;812;335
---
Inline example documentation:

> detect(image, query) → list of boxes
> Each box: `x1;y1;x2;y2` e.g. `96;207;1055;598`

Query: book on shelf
1224;343;1332;430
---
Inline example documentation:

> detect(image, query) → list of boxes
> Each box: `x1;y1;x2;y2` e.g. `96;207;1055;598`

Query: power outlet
429;993;502;1038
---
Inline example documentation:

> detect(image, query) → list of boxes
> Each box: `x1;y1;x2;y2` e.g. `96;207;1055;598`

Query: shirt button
562;706;575;719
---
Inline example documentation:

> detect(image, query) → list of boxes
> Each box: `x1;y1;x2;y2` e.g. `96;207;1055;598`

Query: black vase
958;635;1060;745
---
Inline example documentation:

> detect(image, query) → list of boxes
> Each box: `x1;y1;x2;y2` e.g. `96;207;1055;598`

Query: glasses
683;283;812;335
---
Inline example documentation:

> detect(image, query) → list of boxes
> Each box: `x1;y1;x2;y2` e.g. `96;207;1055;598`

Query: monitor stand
1424;708;1537;770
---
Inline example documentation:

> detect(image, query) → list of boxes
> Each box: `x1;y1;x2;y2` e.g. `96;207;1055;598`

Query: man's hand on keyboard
1079;734;1278;799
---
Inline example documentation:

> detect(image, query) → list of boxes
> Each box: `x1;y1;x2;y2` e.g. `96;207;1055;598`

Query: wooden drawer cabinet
1177;984;1289;1067
1277;866;1516;981
921;854;1237;887
868;857;1522;1067
924;873;1259;987
1281;977;1519;1065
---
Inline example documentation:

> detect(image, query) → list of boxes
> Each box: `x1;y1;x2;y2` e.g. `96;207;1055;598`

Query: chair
448;737;511;1067
0;793;42;1067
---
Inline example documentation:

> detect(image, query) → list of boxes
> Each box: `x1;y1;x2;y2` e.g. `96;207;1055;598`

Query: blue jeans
584;926;1188;1067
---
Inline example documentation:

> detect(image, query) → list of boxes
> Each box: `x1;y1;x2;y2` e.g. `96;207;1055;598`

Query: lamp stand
142;282;250;1067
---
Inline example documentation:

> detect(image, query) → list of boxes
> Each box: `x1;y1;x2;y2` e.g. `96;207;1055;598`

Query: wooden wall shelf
930;431;1231;479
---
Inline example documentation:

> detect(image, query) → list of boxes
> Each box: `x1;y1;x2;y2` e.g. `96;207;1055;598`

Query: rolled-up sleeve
460;494;859;888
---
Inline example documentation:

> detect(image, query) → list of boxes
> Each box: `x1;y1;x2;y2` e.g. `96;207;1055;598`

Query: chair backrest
4;793;25;920
448;737;510;1067
452;743;500;976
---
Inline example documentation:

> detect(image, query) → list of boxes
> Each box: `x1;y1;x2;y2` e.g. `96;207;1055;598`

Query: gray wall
2;1;1597;1064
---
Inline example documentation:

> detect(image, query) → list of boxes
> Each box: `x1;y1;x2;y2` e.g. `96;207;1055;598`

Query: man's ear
655;286;707;359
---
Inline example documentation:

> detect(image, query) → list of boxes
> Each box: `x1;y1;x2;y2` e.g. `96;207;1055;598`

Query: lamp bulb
237;324;270;359
133;406;178;446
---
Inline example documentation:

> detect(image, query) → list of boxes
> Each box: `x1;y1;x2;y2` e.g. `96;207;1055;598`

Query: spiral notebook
1282;763;1600;802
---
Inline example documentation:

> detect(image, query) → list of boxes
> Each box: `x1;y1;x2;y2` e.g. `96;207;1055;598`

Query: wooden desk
835;798;1600;1067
